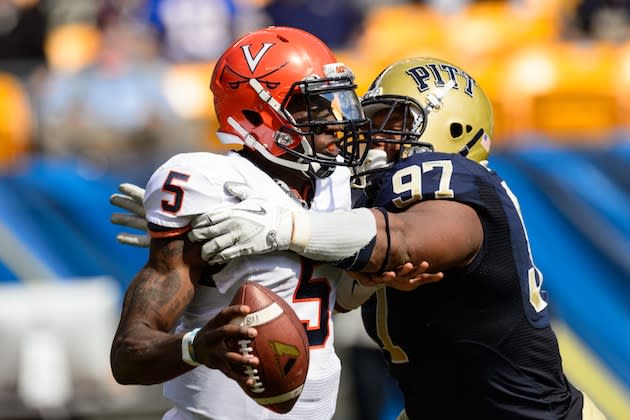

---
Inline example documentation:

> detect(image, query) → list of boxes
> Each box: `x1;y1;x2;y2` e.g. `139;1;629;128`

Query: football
229;281;309;414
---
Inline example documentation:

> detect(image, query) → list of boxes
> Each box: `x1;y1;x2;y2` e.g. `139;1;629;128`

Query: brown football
229;281;309;414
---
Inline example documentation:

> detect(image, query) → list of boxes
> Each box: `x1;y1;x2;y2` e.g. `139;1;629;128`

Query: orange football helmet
210;26;369;178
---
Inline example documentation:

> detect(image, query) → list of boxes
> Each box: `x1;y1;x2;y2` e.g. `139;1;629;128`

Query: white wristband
182;328;201;367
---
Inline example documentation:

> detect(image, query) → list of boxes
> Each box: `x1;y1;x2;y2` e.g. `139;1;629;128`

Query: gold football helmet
360;57;494;173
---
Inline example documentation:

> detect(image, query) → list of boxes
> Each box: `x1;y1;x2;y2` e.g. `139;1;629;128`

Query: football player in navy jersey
189;57;607;419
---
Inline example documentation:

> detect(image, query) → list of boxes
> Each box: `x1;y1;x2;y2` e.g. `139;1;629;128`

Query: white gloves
189;181;377;269
188;182;296;264
109;183;150;248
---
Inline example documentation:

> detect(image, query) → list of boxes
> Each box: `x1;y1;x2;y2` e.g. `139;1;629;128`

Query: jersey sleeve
143;153;232;237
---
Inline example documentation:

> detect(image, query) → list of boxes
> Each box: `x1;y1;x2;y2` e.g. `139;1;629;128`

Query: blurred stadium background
0;0;629;419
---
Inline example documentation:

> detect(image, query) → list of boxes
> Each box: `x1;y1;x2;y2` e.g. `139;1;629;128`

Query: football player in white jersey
110;26;373;420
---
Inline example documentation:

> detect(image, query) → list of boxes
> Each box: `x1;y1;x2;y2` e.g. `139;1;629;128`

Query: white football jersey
143;151;351;420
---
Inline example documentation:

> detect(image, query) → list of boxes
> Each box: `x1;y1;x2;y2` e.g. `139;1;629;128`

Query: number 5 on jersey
161;171;190;213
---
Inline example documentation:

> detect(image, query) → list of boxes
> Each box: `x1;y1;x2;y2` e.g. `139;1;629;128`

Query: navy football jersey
361;152;584;419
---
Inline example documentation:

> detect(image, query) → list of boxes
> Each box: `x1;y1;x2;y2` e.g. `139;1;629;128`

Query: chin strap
249;78;282;112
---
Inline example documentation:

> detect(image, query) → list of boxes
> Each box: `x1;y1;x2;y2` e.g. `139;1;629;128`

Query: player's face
289;101;344;158
369;108;406;162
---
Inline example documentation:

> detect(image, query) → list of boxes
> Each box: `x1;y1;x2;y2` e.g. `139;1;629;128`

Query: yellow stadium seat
44;24;101;73
357;5;448;72
353;1;569;144
444;2;561;62
357;1;567;74
0;73;33;168
495;42;620;143
616;41;630;132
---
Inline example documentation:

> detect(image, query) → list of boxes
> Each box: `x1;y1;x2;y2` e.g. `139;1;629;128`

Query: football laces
238;339;265;392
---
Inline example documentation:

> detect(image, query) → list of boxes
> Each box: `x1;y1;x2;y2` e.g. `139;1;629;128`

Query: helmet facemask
351;96;431;188
281;76;371;178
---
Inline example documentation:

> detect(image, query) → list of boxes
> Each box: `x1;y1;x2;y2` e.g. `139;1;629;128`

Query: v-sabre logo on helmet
241;43;274;72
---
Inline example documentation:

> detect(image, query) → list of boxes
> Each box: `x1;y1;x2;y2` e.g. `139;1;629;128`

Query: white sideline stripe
0;220;57;283
254;385;304;405
239;302;284;327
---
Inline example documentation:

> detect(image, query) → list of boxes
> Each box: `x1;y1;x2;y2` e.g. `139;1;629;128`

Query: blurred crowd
0;0;370;182
0;0;629;182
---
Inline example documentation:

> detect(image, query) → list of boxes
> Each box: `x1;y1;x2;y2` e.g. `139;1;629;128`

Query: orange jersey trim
149;225;191;239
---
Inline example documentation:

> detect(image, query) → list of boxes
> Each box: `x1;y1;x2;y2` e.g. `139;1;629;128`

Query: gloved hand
110;183;150;248
188;182;296;264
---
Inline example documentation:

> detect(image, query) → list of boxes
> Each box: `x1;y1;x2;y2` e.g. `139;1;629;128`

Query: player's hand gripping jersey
361;151;584;419
144;151;350;420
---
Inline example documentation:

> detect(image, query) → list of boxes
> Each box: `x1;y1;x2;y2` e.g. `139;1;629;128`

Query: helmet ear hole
450;122;463;138
466;125;473;133
242;110;263;127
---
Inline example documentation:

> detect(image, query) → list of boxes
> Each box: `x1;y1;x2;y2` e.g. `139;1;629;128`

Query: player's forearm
110;325;193;385
371;210;414;271
111;265;196;385
340;208;413;273
289;207;418;273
